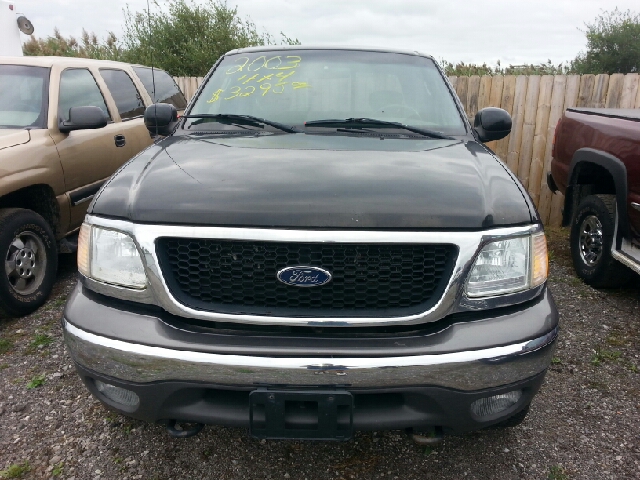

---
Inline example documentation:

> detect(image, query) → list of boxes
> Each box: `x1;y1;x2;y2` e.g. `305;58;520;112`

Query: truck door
50;68;124;230
98;68;153;160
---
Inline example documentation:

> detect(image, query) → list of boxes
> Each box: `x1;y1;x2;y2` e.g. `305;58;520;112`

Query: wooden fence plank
506;75;528;174
189;77;198;101
455;76;469;118
485;75;504;152
477;75;492;111
494;75;516;162
467;75;481;119
636;76;640;108
620;73;639;108
538;75;568;224
590;74;610;107
448;76;458;91
517;76;541;189
528;75;555;207
576;75;595;107
563;75;582;110
488;75;504;106
605;73;625;108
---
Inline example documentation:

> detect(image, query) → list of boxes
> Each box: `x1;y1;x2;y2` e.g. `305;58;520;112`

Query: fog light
95;380;140;408
470;390;522;418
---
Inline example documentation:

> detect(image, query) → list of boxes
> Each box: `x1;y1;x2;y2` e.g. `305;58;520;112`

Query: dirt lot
0;228;639;480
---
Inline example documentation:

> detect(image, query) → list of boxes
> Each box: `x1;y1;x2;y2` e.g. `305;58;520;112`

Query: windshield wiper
182;114;297;133
304;118;454;139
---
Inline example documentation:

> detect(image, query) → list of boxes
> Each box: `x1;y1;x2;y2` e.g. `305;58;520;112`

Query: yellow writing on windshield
206;89;225;103
205;56;311;102
225;55;302;75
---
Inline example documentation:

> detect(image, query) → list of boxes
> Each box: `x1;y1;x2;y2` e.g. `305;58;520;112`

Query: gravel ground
1;227;639;480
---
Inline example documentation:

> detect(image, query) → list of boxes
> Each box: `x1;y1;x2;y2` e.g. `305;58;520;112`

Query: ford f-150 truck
64;46;558;442
549;108;640;287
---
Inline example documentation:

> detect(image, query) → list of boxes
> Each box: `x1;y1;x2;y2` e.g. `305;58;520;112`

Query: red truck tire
570;195;632;287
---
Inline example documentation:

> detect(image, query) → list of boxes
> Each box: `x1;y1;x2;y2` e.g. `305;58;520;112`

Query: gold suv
0;56;186;317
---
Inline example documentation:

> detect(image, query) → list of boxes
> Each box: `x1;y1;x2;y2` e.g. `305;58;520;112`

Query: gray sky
12;0;639;66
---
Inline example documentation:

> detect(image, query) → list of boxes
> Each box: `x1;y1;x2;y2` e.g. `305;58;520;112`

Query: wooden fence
175;77;204;103
175;74;640;227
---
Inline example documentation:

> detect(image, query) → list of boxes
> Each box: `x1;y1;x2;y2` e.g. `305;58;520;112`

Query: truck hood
0;129;30;151
90;133;534;229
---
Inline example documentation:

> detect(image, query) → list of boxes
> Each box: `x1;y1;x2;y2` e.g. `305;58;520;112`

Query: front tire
0;208;58;318
570;195;631;288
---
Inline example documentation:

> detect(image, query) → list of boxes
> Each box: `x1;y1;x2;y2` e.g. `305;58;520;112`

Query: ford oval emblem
277;266;332;287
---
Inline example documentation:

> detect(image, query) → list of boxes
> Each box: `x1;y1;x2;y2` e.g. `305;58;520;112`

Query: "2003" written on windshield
206;55;311;103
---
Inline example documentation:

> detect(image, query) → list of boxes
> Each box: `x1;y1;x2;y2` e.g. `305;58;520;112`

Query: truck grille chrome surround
82;216;541;327
156;238;456;317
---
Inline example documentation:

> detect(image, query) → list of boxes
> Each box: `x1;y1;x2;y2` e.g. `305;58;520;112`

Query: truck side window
99;69;146;120
133;67;187;109
58;68;111;122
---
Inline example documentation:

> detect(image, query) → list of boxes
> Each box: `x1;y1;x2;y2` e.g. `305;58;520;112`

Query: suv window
133;67;187;109
0;65;49;129
59;69;110;122
99;69;146;120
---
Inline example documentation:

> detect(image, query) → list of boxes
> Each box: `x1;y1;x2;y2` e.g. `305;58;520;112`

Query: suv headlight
77;223;147;289
466;231;547;298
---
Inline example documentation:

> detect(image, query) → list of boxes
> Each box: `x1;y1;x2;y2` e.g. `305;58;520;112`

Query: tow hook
409;427;444;446
165;420;205;438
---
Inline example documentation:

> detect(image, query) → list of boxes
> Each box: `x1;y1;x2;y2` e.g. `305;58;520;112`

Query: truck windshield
187;49;466;135
0;65;49;129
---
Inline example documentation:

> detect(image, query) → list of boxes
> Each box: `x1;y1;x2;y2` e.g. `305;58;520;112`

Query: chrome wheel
5;231;46;295
578;215;603;266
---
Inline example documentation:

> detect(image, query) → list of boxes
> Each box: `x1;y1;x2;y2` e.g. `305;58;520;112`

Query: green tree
570;9;640;74
120;0;300;76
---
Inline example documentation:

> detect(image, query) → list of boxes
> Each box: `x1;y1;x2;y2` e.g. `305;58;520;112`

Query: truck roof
226;45;435;60
567;108;640;122
0;55;147;70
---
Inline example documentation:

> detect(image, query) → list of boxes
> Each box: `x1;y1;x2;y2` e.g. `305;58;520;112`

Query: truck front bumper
63;285;558;436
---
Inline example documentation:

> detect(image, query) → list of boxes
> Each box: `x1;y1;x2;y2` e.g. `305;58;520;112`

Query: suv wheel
0;209;58;318
570;195;632;288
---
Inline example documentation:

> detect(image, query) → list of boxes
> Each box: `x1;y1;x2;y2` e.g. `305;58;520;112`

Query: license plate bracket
249;389;353;441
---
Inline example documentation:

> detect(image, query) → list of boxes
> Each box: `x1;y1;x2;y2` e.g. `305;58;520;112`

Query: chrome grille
157;239;456;317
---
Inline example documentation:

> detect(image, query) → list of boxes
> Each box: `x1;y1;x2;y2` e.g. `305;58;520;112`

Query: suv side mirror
473;107;512;142
59;106;108;133
144;103;178;136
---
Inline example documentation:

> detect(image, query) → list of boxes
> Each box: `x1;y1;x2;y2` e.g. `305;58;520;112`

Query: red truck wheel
570;195;632;288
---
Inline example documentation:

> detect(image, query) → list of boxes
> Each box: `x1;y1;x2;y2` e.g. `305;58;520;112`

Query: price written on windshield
206;55;311;103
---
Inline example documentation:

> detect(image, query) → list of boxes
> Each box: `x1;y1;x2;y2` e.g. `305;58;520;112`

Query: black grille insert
157;239;457;317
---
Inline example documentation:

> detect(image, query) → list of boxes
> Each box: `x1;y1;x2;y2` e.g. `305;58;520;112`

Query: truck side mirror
144;103;178;136
58;106;108;133
473;107;512;143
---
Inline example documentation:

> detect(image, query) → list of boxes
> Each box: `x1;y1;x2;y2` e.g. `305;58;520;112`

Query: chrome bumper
63;319;557;391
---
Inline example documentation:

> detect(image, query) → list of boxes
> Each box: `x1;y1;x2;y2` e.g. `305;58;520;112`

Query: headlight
466;231;547;298
77;223;147;289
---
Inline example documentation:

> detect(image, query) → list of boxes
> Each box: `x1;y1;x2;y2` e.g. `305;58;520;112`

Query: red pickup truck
549;108;640;287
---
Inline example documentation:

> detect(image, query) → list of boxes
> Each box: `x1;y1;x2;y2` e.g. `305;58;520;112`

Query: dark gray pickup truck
63;47;558;442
